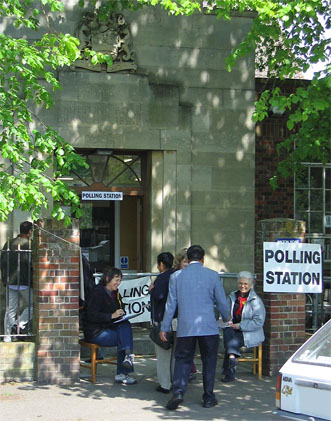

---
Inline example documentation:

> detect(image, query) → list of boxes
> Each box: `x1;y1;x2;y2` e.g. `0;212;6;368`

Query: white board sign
118;276;151;323
263;242;323;293
81;191;123;201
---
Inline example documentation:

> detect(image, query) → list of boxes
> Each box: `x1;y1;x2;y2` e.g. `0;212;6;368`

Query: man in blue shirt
160;245;230;410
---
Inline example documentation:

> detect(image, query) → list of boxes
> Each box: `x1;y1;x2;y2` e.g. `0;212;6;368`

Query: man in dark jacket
1;221;33;342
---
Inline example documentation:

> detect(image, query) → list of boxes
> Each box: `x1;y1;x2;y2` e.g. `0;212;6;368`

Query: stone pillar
34;218;80;384
255;218;306;376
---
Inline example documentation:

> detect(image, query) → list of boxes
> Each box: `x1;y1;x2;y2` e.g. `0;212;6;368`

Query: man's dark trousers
172;334;220;401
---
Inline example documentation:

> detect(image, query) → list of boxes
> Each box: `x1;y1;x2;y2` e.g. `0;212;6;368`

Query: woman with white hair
221;271;266;382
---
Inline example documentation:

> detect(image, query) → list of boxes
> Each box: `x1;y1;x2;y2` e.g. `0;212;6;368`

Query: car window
293;320;331;367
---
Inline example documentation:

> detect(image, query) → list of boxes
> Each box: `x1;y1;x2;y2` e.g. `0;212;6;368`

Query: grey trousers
4;287;33;335
155;340;175;390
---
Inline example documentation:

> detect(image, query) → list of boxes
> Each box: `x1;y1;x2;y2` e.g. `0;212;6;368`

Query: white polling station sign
81;191;123;200
118;276;151;323
263;242;323;293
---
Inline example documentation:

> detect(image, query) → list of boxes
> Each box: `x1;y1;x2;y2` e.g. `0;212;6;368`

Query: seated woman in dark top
83;267;136;385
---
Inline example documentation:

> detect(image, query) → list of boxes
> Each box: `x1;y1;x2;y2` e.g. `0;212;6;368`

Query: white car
276;319;331;420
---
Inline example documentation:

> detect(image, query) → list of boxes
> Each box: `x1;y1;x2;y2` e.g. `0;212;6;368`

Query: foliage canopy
0;0;330;224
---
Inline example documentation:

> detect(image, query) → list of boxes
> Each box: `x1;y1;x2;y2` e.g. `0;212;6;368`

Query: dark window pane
71;163;93;187
88;155;108;183
295;211;308;226
310;189;323;211
296;189;309;211
323;237;331;263
310;212;323;232
104;155;141;187
325;168;331;190
310;167;323;188
326;190;331;212
295;167;309;188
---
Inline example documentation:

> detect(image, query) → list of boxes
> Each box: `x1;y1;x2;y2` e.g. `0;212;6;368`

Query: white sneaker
114;374;137;385
122;353;135;369
3;335;11;343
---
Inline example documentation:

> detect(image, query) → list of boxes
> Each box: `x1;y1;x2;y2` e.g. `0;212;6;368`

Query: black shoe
156;385;170;394
166;393;183;410
222;375;235;382
203;397;218;408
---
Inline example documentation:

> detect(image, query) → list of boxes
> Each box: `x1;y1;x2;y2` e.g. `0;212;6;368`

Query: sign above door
81;191;123;200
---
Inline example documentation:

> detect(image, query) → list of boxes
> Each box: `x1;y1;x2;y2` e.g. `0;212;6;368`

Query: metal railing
0;249;34;342
2;262;328;343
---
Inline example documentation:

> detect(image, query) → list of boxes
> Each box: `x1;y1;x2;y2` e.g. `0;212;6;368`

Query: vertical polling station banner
263;242;323;293
118;276;151;323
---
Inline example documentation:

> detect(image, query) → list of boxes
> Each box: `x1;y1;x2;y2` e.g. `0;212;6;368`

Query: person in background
173;248;188;272
161;245;230;410
82;267;137;385
221;271;266;382
1;221;33;343
149;252;175;393
173;248;197;377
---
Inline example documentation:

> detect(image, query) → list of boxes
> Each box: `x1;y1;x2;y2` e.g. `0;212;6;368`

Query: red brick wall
255;83;294;224
254;78;312;225
255;218;306;376
34;219;80;384
255;118;294;222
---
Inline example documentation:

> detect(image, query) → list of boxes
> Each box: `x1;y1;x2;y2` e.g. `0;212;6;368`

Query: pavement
0;353;290;421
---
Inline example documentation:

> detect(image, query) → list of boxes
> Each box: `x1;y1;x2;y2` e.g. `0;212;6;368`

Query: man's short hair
20;221;33;235
187;245;205;261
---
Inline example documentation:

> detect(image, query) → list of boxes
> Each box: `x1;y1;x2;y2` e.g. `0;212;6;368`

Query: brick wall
34;219;80;384
255;218;306;376
254;78;311;225
255;110;294;223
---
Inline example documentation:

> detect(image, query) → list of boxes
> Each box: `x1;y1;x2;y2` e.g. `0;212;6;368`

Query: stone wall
34;219;80;384
0;342;35;383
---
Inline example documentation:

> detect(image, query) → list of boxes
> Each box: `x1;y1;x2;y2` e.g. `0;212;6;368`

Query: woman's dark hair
157;252;174;270
100;267;122;286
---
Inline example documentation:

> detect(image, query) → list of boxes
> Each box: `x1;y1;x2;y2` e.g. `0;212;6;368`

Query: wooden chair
79;340;117;383
238;343;263;380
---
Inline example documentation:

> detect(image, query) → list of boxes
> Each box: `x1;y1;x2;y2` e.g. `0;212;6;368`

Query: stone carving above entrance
75;12;137;73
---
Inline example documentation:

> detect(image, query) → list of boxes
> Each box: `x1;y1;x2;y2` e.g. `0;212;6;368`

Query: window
68;150;142;188
293;320;331;367
295;164;331;236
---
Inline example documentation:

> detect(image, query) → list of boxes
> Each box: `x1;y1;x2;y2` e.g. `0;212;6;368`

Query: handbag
149;324;174;350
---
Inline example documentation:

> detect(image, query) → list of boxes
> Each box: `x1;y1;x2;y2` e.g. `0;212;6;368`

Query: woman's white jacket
229;288;266;348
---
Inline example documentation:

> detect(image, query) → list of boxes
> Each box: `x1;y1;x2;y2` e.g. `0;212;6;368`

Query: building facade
1;4;256;278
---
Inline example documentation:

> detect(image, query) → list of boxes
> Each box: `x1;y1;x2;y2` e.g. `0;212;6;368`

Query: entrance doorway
68;149;146;273
79;196;143;273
